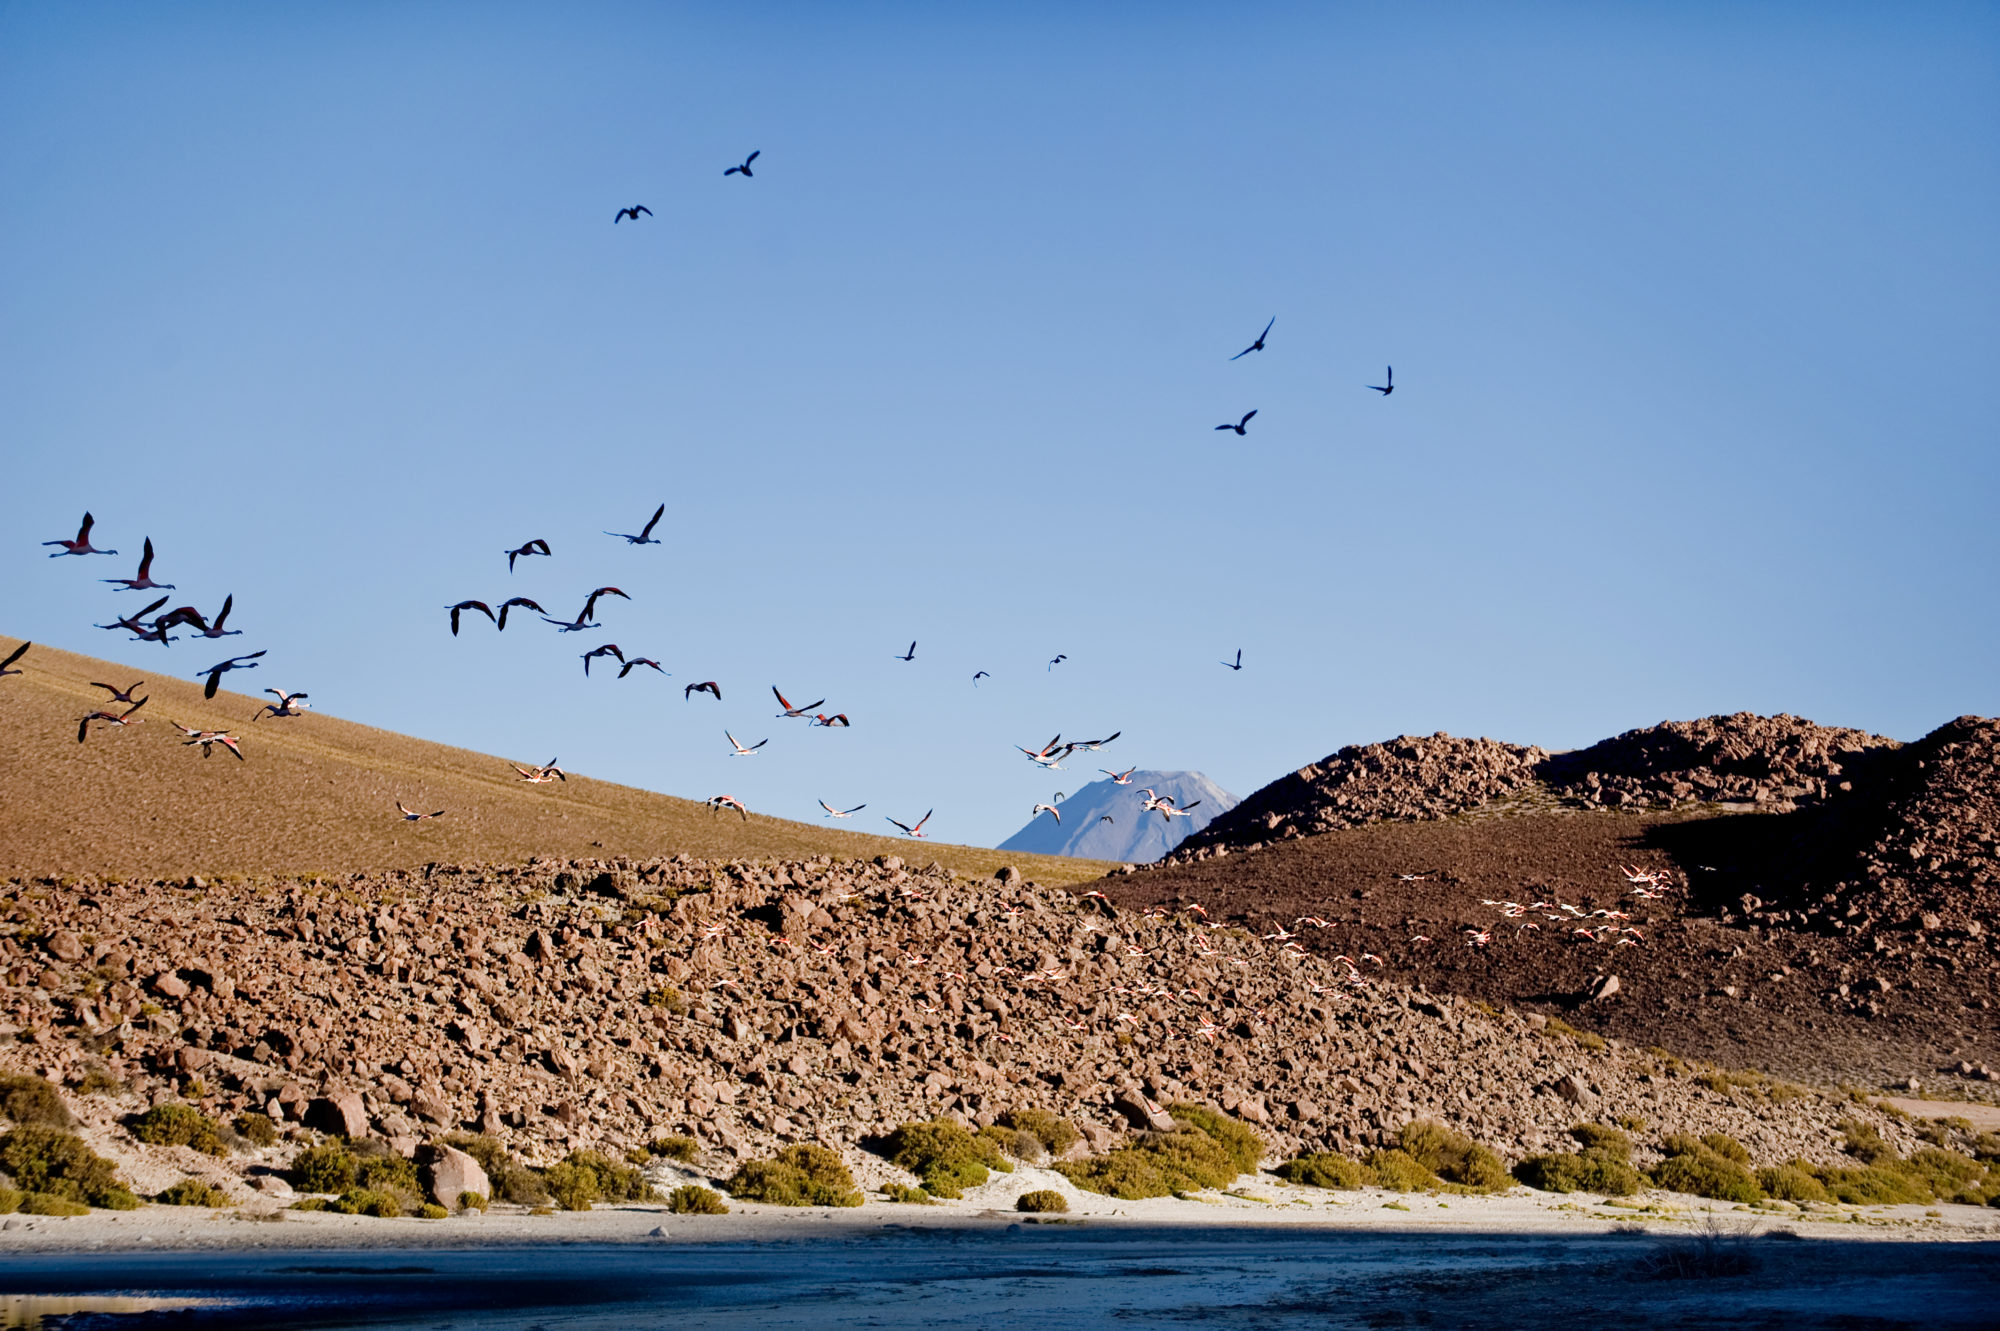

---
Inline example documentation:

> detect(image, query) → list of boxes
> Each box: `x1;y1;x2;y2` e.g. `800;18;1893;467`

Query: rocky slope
998;772;1239;862
1539;713;1899;812
0;855;1916;1200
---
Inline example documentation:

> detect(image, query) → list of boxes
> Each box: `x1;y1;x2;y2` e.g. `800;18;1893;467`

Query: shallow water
5;1229;1997;1329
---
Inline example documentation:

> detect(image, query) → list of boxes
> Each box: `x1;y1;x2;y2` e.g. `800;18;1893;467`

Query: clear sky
5;2;1996;849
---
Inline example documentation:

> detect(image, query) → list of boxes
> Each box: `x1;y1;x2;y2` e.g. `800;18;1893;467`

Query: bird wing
138;596;169;619
1;642;29;671
137;537;154;577
751;738;768;750
77;512;94;541
886;817;911;832
77;716;91;743
745;151;760;166
1241;410;1257;426
773;686;793;710
637;205;652;216
639;503;664;538
842;803;866;815
1181;801;1202;813
203;670;222;700
914;809;932;831
123;696;149;718
726;731;741;749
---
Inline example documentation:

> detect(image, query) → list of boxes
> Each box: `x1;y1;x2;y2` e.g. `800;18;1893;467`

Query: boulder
304;1089;368;1137
1112;1088;1176;1132
427;1143;491;1208
44;931;84;963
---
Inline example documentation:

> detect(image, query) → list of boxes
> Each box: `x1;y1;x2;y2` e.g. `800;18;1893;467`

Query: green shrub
130;1104;225;1156
723;1144;863;1207
649;1135;699;1162
233;1114;279;1148
1001;1108;1079;1157
1511;1122;1642;1196
1700;1133;1751;1166
1016;1189;1069;1213
155;1178;233;1207
291;1188;403;1217
1364;1148;1440;1193
982;1124;1044;1163
0;1125;139;1209
1275;1153;1371;1190
1902;1147;1987;1200
565;1150;655;1202
418;1202;448;1219
1651;1135;1764;1203
458;1190;489;1212
1397;1121;1510;1192
21;1192;90;1216
291;1141;357;1194
1756;1162;1831;1203
645;986;688;1015
0;1074;74;1128
543;1160;600;1211
879;1183;934;1205
1056;1105;1263;1199
884;1120;1008;1198
1839;1119;1898;1167
667;1184;729;1214
0;1186;20;1213
1570;1123;1634;1158
1814;1165;1930;1206
355;1152;420;1197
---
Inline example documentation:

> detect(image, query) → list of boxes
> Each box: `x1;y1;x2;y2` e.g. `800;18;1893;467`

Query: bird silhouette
972;670;989;685
894;641;917;662
1368;366;1393;395
1048;654;1067;671
505;538;550;573
496;597;546;631
1215;411;1257;435
580;644;625;676
614;205;652;223
724;150;760;178
885;809;933;838
101;537;173;591
605;504;665;545
446;601;496;636
1222;649;1242;671
1230;317;1274;360
818;800;865;819
0;642;28;678
196;651;266;700
685;681;722;701
617;658;666;679
44;512;115;557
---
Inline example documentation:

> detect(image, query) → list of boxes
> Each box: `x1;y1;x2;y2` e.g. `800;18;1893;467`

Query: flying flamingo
810;712;850;727
177;726;244;760
78;697;147;742
43;512;115;557
725;731;767;756
1230;316;1274;360
0;642;30;679
1221;649;1242;671
505;538;551;572
495;596;545;631
818;800;865;819
723;150;760;177
613;204;652;223
1368;366;1394;396
773;687;824;718
543;587;629;632
90;679;145;704
446;601;496;636
395;802;445;821
685;681;722;701
604;504;665;545
158;595;241;639
885;809;933;838
617;657;666;678
252;688;309;720
707;794;748;820
101;537;173;591
1031;803;1061;824
1101;766;1136;784
197;651;266;699
95;596;169;642
1017;734;1066;769
1215;410;1256;436
894;641;917;662
580;643;624;676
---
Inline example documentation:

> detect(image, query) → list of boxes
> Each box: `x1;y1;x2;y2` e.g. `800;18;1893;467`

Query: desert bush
1901;1147;1987;1201
1839;1119;1897;1167
1543;1018;1607;1052
155;1178;233;1207
354;1151;421;1209
0;1186;19;1213
1635;1212;1760;1280
649;1135;699;1162
1363;1148;1440;1193
1056;1105;1263;1200
0;1074;74;1129
458;1190;489;1212
1512;1123;1642;1196
75;1067;125;1098
879;1183;934;1205
291;1141;357;1194
983;1124;1046;1163
1813;1164;1930;1206
542;1160;600;1211
1275;1153;1372;1190
443;1133;547;1205
667;1184;729;1214
1755;1162;1831;1203
417;1203;448;1219
645;987;688;1015
723;1144;863;1207
0;1125;139;1209
1016;1188;1069;1213
291;1188;403;1217
130;1104;226;1156
1001;1108;1079;1157
884;1120;1009;1198
21;1193;90;1216
1652;1135;1764;1203
559;1150;655;1203
1397;1121;1510;1192
232;1114;279;1148
1700;1133;1752;1166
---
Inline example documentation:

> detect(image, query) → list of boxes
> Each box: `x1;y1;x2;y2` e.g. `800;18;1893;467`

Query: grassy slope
0;636;1110;884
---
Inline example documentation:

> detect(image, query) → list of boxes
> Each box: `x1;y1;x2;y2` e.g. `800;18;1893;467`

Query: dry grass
0;636;1109;885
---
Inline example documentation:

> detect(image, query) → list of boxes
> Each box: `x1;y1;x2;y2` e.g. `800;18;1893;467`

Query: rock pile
0;853;1908;1186
1538;713;1898;812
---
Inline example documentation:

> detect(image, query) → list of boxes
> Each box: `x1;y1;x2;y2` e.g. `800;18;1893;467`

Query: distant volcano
997;770;1239;862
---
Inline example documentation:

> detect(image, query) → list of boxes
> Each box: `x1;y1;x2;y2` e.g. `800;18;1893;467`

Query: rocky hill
997;771;1238;862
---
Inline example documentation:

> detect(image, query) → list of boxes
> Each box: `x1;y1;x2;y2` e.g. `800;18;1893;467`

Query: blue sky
5;2;1995;847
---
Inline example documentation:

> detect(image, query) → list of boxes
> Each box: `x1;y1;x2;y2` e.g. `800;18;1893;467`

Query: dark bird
95;596;170;641
1230;316;1275;360
581;643;625;676
724;150;761;178
1215;411;1257;436
496;596;546;631
614;205;653;223
78;696;147;742
810;712;850;728
197;650;266;700
885;809;933;838
253;688;309;720
1222;649;1242;671
617;657;666;679
447;600;496;636
1098;815;1114;825
1368;366;1393;396
89;679;144;704
685;680;723;701
505;538;551;573
773;687;825;719
894;641;917;662
972;670;989;684
101;537;173;591
0;642;30;678
157;594;241;639
1048;654;1067;671
605;503;665;545
395;802;446;822
43;512;116;557
543;586;630;633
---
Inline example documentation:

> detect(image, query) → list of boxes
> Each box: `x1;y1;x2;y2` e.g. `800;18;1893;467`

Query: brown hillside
0;636;1105;885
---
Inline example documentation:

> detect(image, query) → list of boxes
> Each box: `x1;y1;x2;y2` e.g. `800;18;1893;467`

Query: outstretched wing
0;641;28;671
639;503;664;539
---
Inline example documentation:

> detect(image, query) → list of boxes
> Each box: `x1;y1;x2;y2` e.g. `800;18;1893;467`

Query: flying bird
1047;654;1066;671
894;641;917;662
1368;366;1394;396
685;681;722;701
511;758;566;783
1069;731;1119;752
810;712;850;728
581;644;625;676
1100;766;1136;784
543;587;629;633
1221;649;1242;671
617;657;666;679
885;809;933;838
505;538;551;573
96;597;171;643
179;726;244;760
1215;411;1257;436
43;512;116;557
724;150;760;177
495;597;546;631
773;687;825;718
818;800;866;819
252;688;309;720
447;601;496;636
605;504;665;545
101;537;173;591
1031;802;1061;824
725;731;768;756
395;802;445;821
196;651;266;700
707;794;748;820
157;595;240;639
1098;815;1114;825
1017;734;1066;769
613;205;652;223
78;697;147;742
0;642;31;679
972;671;989;684
1229;316;1274;360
